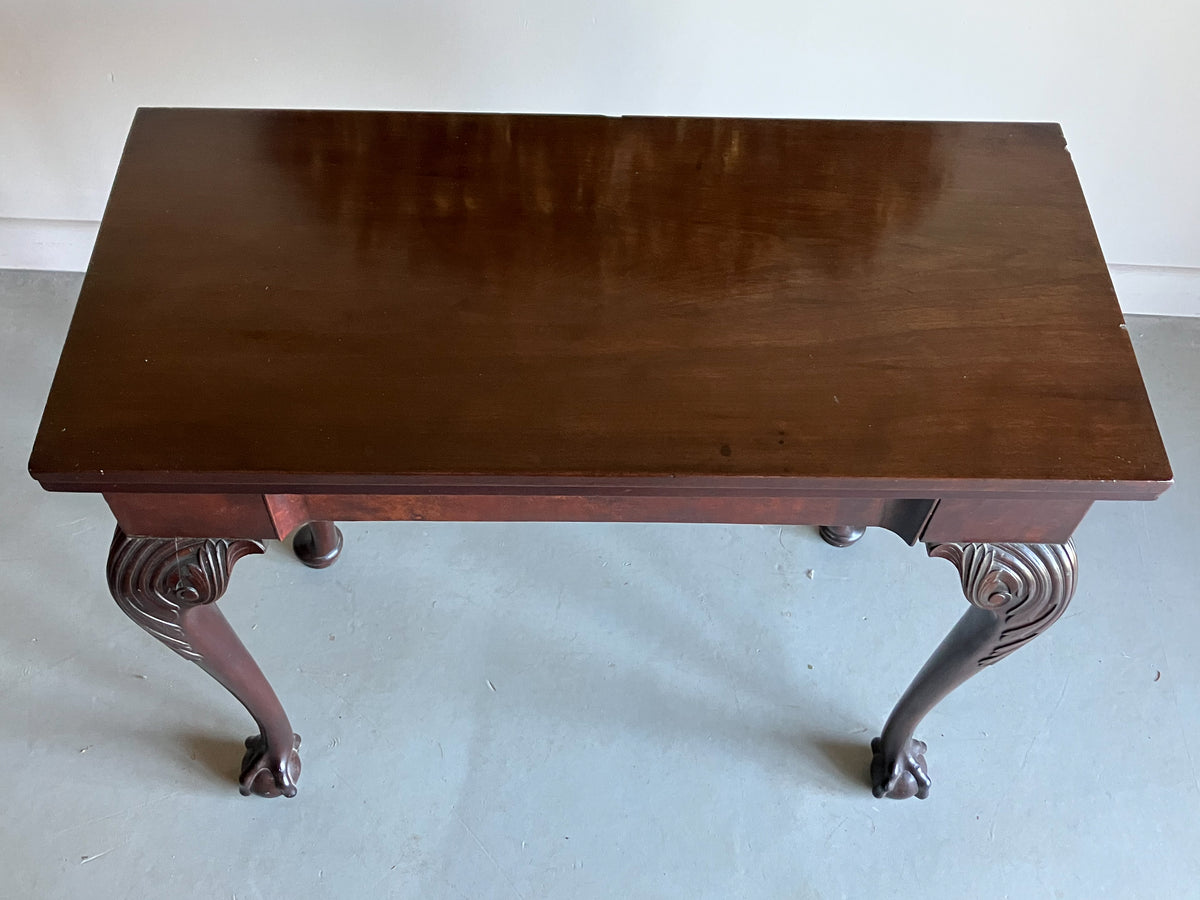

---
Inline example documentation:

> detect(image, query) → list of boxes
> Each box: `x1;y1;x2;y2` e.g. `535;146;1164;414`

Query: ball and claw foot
293;522;343;569
819;525;866;548
239;733;302;798
870;736;931;800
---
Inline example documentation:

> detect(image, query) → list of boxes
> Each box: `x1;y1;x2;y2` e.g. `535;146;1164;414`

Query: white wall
2;0;1198;310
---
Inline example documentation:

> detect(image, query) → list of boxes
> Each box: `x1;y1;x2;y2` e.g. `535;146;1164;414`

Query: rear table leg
106;527;302;798
819;525;866;547
293;521;343;569
871;541;1077;799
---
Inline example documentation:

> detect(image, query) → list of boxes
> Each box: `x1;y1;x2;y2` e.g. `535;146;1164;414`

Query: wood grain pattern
30;110;1171;502
32;112;1171;801
103;491;938;544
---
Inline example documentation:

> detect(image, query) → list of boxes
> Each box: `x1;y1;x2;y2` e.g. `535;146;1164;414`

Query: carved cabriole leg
819;525;866;547
871;541;1077;800
292;520;343;569
106;526;302;798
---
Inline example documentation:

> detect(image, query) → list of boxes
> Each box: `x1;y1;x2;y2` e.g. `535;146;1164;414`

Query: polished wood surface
30;109;1170;498
32;110;1175;801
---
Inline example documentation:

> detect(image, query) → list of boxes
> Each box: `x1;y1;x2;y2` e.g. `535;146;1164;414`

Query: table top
30;108;1170;500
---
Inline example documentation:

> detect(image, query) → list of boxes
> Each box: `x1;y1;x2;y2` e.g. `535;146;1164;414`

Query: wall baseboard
1107;265;1200;318
0;218;100;272
2;217;1198;316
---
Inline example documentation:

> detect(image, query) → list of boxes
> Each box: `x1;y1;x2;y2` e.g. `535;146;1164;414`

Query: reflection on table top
29;110;1171;497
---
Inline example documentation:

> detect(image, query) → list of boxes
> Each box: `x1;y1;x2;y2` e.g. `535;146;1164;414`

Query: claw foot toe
239;733;302;798
870;736;930;800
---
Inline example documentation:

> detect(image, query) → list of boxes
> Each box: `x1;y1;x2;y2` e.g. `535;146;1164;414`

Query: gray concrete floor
2;269;1197;899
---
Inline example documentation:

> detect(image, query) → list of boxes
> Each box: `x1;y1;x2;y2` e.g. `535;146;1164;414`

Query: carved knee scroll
107;527;302;798
871;540;1077;800
929;541;1077;667
107;531;266;660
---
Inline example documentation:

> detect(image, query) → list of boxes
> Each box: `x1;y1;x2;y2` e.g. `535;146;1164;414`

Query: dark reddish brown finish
104;492;280;539
103;489;1089;545
292;520;343;568
921;498;1093;543
819;525;867;547
872;541;1077;799
28;110;1175;802
104;491;937;542
263;494;312;540
293;494;937;539
105;528;301;797
29;109;1171;510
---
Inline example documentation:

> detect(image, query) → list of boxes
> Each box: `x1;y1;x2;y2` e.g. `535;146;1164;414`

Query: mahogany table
29;109;1172;800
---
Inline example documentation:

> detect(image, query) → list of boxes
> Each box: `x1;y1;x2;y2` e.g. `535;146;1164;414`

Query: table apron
103;492;1093;545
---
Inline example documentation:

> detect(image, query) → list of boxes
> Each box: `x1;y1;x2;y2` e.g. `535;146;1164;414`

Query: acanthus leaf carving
928;540;1077;667
106;527;265;663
